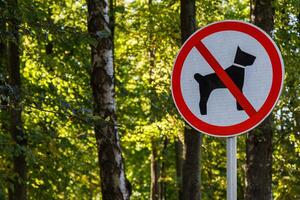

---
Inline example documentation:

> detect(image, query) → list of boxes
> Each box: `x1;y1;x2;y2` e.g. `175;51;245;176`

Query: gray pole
227;136;237;200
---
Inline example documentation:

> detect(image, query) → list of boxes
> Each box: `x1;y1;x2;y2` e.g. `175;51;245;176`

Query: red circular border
171;21;284;137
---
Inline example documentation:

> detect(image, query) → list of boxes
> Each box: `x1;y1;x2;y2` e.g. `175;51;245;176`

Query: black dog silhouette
194;46;256;115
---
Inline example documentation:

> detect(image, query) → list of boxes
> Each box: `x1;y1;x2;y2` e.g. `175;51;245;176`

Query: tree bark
160;138;168;200
182;127;202;200
180;0;202;199
86;0;131;199
180;0;196;43
0;18;6;79
175;136;183;200
245;117;273;200
0;23;6;69
7;0;27;199
245;1;274;199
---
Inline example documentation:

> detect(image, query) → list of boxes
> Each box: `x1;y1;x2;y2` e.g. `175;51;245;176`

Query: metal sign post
227;137;237;200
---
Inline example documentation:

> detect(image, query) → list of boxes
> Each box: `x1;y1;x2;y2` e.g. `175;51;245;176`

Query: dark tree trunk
245;1;274;200
175;137;183;200
7;0;27;199
86;0;131;199
182;127;202;200
1;10;19;200
160;138;168;200
180;0;196;43
0;23;6;69
180;0;202;199
250;0;274;33
245;117;273;200
0;18;6;79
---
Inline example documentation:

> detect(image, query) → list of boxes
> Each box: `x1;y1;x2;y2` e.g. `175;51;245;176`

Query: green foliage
272;0;300;199
1;0;100;198
114;1;182;198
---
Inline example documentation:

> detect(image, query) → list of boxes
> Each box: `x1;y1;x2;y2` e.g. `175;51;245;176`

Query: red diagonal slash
195;41;257;117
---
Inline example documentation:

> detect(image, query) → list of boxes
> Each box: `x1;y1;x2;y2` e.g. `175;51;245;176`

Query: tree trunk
147;1;162;199
150;141;161;200
182;127;202;200
245;1;274;199
7;0;27;199
160;138;168;200
180;0;202;199
0;17;6;85
0;17;14;200
180;0;196;43
0;22;6;70
245;117;273;200
175;136;183;200
86;0;131;199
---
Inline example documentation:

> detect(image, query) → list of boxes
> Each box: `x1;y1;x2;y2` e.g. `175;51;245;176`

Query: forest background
0;0;299;199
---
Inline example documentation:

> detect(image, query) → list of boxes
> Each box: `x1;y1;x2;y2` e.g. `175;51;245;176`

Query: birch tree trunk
86;0;131;199
245;1;274;199
180;0;202;199
7;0;27;199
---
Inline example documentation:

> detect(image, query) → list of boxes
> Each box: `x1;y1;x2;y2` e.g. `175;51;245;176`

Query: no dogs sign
171;20;284;137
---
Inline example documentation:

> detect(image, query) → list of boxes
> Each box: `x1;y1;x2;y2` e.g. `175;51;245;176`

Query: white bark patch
102;83;115;112
119;166;129;199
113;145;122;165
104;49;113;76
111;143;128;199
93;55;102;66
103;49;116;112
104;0;110;23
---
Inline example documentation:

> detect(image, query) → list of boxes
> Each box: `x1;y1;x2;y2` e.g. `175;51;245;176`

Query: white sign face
171;20;284;137
181;31;272;126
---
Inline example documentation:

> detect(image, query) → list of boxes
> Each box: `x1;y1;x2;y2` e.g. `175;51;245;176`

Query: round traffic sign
171;20;284;137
